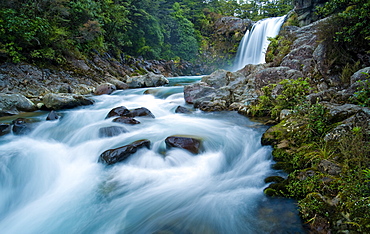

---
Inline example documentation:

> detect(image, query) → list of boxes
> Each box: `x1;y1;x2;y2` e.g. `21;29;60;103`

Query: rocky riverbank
183;15;370;233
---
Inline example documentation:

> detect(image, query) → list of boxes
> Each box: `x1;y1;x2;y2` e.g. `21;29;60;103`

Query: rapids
0;76;305;233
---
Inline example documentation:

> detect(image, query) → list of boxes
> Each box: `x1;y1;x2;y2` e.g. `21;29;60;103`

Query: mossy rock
264;176;285;183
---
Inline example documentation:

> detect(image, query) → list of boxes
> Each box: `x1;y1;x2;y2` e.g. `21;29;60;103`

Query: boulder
12;118;33;135
43;93;94;110
0;123;11;136
126;107;155;118
165;136;202;154
105;106;130;119
98;139;151;165
0;93;36;117
94;83;117;95
46;110;60;121
98;126;127;138
112;116;140;125
126;72;169;88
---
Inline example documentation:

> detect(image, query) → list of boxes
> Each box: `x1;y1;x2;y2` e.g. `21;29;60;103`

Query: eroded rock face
165;136;202;154
98;139;151;165
43;93;94;110
0;93;36;117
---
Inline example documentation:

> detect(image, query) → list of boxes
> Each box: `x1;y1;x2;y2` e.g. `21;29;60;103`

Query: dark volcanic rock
98;139;151;165
98;126;127;138
0;123;11;136
105;106;130;119
165;136;202;154
112;116;140;125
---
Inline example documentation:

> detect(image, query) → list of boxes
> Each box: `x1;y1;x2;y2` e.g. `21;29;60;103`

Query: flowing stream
0;76;305;233
232;15;286;71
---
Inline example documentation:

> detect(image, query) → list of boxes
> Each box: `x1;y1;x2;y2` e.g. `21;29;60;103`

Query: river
0;76;305;233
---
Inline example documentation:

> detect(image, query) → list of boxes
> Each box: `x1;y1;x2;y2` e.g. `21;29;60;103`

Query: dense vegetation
0;0;293;65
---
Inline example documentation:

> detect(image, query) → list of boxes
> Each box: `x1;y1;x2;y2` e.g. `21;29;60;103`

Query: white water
0;77;304;233
232;15;286;71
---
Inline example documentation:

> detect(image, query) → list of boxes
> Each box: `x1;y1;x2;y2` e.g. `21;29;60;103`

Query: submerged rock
165;136;202;154
98;139;151;165
175;106;191;113
98;126;127;138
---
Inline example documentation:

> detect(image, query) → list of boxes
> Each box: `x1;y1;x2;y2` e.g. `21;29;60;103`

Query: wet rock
12;118;33;135
165;136;202;154
94;83;117;95
126;72;169;88
46;110;59;121
126;107;155;118
98;126;127;138
105;106;130;119
112;116;140;125
43;93;94;110
0;93;37;117
175;106;191;114
0;123;11;136
98;139;151;165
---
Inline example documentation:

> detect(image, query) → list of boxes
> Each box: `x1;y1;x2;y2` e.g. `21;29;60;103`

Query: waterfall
232;15;286;71
0;76;305;233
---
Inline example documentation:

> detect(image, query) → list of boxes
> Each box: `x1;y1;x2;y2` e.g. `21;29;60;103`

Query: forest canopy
0;0;293;64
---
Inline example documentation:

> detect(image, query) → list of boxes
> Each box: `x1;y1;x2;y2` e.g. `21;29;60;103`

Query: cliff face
294;0;328;26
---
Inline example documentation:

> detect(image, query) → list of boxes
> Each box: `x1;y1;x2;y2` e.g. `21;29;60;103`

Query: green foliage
0;0;295;64
340;61;360;84
318;0;370;49
350;74;370;107
249;78;312;118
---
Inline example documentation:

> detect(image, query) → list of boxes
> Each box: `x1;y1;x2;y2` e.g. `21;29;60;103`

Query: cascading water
0;76;305;233
232;15;286;71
